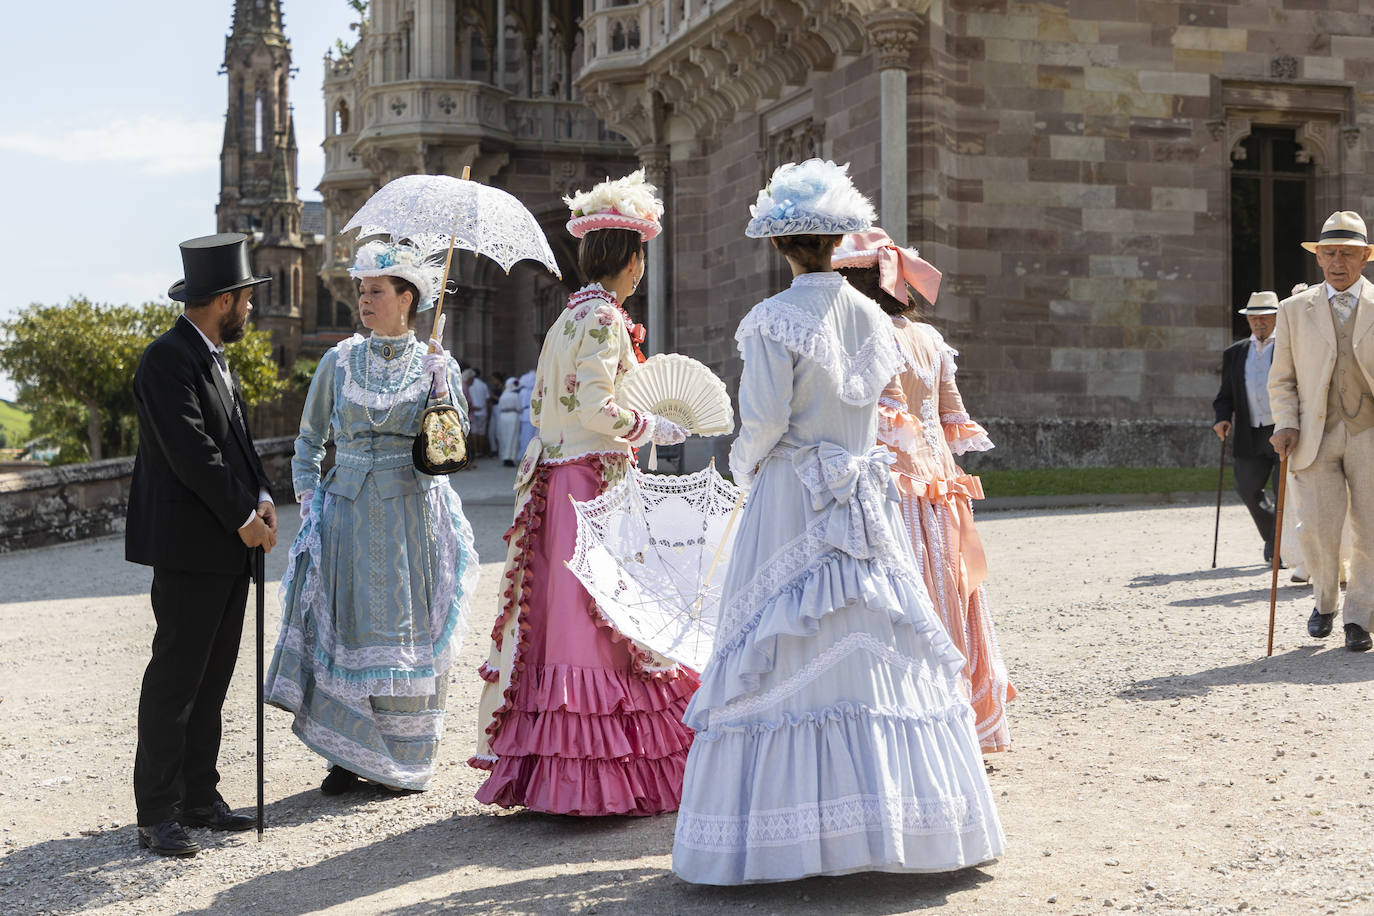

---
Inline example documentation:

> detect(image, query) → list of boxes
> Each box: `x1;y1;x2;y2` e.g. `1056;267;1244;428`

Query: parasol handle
697;490;745;601
429;165;473;353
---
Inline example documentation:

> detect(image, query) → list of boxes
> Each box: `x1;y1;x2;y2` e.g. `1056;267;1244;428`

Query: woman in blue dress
672;160;1004;883
265;240;478;794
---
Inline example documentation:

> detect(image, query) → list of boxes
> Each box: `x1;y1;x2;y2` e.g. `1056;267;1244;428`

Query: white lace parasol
342;174;561;277
566;463;744;672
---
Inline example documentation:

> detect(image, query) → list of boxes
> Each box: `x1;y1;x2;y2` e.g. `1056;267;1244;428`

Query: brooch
380;342;397;360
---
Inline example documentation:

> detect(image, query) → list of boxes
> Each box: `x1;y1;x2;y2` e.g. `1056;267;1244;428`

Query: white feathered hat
565;169;665;240
745;159;876;238
348;240;445;312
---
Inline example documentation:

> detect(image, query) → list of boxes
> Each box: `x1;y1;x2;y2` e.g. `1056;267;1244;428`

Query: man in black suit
126;234;278;857
1212;291;1281;563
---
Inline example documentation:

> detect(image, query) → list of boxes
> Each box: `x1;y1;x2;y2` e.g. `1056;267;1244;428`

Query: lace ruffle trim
337;334;430;410
735;298;906;407
675;792;985;852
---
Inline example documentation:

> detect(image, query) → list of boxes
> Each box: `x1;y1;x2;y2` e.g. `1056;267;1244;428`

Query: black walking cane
1212;434;1227;568
1267;456;1288;658
255;545;265;839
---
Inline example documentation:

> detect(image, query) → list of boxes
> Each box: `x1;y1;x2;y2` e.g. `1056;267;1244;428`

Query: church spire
230;0;284;42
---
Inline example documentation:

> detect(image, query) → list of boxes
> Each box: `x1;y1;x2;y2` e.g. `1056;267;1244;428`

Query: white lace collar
735;284;906;406
792;271;844;288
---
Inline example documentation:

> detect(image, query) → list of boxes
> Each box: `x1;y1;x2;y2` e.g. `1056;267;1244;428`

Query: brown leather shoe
138;819;200;856
179;800;255;831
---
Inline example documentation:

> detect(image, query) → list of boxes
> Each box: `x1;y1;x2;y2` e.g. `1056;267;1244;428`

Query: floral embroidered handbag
413;389;468;474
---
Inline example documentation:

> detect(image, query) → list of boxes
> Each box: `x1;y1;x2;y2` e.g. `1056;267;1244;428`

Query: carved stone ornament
1270;54;1298;80
1226;116;1252;162
1295;119;1335;167
390;96;407;116
865;8;920;70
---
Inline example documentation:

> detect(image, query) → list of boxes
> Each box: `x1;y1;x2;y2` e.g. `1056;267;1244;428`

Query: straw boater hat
564;170;664;240
745;159;876;238
1237;291;1279;315
348;240;445;311
832;227;943;305
1301;211;1371;252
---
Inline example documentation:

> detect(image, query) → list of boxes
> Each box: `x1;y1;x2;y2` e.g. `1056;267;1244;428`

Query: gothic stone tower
217;0;306;365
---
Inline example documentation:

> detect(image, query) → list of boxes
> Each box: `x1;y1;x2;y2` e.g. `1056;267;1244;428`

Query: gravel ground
1;462;1372;916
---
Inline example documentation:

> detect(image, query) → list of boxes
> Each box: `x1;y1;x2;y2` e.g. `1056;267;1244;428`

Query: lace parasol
566;463;744;672
342;173;561;277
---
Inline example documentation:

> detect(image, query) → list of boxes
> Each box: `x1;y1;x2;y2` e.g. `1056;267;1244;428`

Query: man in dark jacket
125;234;277;856
1212;291;1280;562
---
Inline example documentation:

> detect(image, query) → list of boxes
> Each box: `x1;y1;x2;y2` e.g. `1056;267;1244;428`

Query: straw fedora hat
1301;211;1371;252
1237;291;1278;315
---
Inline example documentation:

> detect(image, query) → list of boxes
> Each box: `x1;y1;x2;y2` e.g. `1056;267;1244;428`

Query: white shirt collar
1249;333;1275;348
1324;276;1365;301
180;313;223;355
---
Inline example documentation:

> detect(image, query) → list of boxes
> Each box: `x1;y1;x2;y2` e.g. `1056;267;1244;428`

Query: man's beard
220;309;247;343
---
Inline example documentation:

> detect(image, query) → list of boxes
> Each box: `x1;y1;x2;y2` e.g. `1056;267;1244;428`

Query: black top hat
168;233;271;302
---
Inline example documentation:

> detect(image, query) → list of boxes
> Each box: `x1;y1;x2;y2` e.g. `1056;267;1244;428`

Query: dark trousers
133;567;249;825
1234;424;1279;545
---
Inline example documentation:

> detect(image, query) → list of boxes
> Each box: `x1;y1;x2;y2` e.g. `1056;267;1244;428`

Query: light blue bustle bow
789;442;900;559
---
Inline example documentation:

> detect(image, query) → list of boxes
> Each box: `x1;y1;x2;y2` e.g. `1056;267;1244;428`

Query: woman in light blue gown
265;240;478;794
672;160;1004;884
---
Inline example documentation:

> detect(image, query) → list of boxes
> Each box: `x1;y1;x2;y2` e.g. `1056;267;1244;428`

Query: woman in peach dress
836;229;1016;752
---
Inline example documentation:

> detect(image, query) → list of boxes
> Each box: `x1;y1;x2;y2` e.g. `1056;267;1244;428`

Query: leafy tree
0;298;285;465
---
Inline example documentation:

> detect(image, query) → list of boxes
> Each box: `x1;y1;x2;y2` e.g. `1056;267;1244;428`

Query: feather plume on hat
564;170;665;240
745;159;876;239
348;240;446;312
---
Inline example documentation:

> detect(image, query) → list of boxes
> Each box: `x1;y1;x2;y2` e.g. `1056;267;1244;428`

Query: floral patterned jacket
525;283;654;466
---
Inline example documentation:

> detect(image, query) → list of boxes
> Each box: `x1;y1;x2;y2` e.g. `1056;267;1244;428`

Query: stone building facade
301;0;1374;469
316;0;637;379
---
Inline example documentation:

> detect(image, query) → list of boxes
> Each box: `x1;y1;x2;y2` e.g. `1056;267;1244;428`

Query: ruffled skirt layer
673;455;1003;884
473;459;698;815
264;478;478;790
895;472;1015;752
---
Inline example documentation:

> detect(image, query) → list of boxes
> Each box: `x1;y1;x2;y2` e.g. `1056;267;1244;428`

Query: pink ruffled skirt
474;458;698;814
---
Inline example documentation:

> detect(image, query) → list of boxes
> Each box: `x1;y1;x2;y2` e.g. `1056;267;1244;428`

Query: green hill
0;399;31;447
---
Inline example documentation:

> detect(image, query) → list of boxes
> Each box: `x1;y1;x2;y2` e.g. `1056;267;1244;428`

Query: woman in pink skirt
835;229;1016;752
470;171;695;813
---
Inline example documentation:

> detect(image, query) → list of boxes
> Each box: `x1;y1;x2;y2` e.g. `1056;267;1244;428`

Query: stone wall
630;0;1374;469
0;436;298;554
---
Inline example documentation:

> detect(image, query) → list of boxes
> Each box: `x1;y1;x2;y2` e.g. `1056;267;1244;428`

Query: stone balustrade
0;436;298;554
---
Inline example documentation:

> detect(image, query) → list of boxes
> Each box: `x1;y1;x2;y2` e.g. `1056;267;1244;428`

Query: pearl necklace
362;334;419;428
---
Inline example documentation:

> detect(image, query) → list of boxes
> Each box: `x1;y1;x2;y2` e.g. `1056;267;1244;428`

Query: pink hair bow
846;229;943;305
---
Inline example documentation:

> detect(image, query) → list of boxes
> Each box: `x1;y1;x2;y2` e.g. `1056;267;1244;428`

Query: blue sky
0;1;359;398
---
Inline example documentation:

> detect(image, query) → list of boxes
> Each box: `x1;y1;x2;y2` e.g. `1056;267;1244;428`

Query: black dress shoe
321;766;362;795
1264;541;1274;563
1308;607;1335;638
179;800;255;831
138;819;200;857
1345;623;1373;652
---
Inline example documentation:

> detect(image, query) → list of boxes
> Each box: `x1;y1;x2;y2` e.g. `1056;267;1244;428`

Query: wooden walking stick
1212;434;1227;569
255;545;265;839
1266;456;1288;657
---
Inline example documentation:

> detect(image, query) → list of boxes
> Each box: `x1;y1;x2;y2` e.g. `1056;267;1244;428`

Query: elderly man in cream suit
1269;210;1374;652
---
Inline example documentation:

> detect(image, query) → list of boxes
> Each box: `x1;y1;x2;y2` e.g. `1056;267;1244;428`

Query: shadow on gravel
0;827;193;913
1165;582;1306;608
169;808;992;916
1118;645;1374;700
381;863;992;915
1126;565;1260;588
